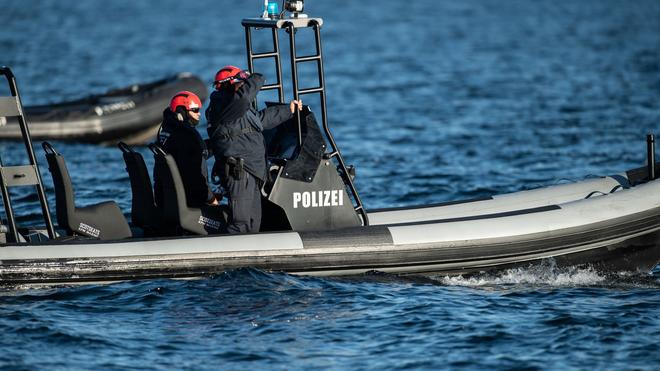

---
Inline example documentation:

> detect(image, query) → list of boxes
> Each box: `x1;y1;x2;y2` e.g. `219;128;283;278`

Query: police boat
0;4;659;286
0;72;208;145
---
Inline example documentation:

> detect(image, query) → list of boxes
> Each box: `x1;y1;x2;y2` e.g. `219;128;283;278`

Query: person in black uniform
206;66;302;234
154;91;217;208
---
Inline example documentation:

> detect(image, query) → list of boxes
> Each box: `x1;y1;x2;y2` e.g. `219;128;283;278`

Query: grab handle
148;143;166;156
117;141;135;154
42;141;58;155
0;66;15;80
0;66;18;97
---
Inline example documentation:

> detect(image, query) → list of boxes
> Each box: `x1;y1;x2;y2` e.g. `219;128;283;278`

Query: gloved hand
235;70;251;82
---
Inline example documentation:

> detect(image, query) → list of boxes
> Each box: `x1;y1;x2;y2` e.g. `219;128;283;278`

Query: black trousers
225;172;262;234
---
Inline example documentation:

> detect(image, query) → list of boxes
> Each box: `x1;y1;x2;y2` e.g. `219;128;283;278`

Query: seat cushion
178;204;228;235
71;201;132;240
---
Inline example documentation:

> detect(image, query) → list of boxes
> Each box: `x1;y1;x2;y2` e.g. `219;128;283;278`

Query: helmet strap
175;107;186;122
174;106;199;127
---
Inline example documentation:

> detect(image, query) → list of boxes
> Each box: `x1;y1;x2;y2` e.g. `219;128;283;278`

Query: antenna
284;1;306;18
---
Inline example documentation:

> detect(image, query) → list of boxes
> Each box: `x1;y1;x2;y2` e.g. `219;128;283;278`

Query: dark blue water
1;0;660;369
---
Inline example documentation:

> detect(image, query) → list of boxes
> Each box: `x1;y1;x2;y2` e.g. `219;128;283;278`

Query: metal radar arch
242;1;369;226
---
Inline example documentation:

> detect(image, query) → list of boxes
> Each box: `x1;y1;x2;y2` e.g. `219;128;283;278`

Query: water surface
1;0;659;369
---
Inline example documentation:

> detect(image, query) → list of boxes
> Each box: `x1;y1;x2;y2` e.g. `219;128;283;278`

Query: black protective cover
264;107;326;183
262;106;359;231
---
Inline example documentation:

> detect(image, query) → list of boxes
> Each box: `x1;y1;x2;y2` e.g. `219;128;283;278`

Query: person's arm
235;73;265;104
209;74;266;123
258;104;294;130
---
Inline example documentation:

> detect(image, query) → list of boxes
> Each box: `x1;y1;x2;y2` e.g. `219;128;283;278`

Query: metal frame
245;26;285;104
648;134;656;181
0;66;56;241
242;17;369;226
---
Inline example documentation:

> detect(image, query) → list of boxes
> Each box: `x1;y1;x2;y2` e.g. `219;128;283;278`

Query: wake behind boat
0;73;208;145
0;2;658;286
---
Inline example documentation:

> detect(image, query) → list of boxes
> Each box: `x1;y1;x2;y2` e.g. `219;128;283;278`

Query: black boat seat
42;142;132;240
150;144;227;235
118;142;163;235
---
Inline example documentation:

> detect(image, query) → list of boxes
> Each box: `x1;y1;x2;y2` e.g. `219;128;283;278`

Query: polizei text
293;190;344;209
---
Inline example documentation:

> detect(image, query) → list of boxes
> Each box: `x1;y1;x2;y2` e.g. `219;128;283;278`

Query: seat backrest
118;142;158;229
42;142;76;232
151;145;219;235
42;142;132;240
152;149;188;229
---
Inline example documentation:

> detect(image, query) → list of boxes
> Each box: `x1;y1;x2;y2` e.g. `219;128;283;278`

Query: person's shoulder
181;124;203;137
209;89;234;105
166;122;198;139
209;90;222;100
160;117;177;132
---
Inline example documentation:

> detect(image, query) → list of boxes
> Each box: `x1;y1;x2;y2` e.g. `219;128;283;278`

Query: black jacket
206;74;292;181
153;109;213;208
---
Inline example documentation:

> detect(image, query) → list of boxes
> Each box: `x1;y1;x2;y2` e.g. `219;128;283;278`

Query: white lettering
311;191;318;207
78;222;100;238
98;100;136;115
198;216;221;230
292;190;346;209
302;192;311;208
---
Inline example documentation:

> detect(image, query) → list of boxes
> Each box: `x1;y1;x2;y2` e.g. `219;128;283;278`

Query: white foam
437;260;606;287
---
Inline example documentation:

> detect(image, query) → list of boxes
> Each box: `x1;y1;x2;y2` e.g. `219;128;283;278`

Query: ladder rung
252;52;279;59
298;87;324;95
261;84;282;91
0;96;20;117
0;165;39;187
295;55;321;63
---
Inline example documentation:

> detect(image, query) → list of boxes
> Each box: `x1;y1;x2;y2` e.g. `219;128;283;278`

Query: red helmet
214;65;250;88
169;91;202;113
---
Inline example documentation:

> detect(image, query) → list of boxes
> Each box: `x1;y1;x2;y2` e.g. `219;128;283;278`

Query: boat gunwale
2;216;658;284
1;202;659;262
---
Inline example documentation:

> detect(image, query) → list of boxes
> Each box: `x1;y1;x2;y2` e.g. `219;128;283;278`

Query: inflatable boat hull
0;73;208;144
1;171;659;285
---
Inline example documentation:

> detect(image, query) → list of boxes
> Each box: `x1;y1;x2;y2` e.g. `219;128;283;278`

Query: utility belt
212;156;264;186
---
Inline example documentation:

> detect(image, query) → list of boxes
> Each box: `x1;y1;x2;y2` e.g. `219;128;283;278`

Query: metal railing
0;66;56;241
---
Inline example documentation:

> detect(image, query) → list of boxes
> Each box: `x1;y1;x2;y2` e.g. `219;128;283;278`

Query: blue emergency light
262;0;305;19
265;0;279;19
